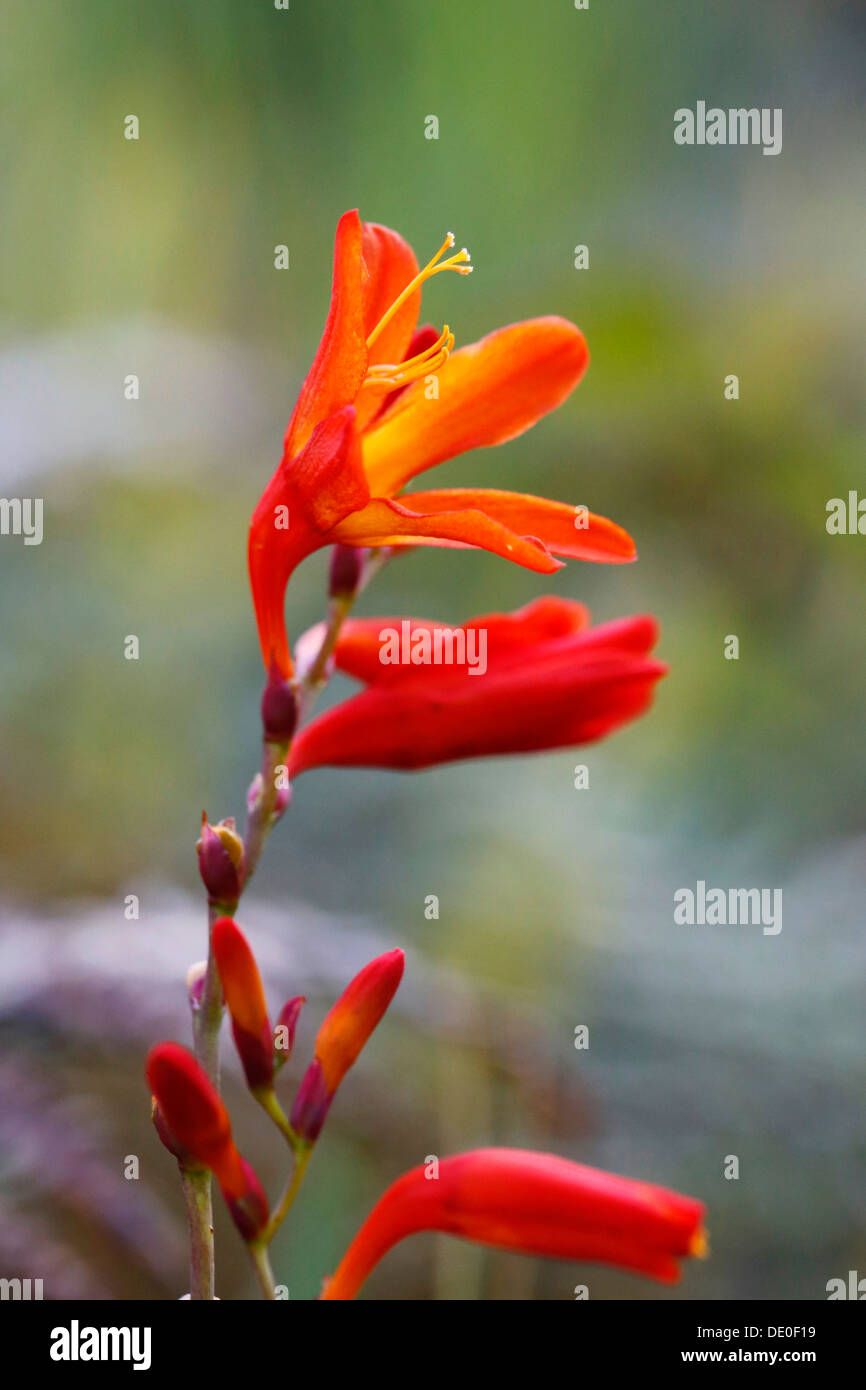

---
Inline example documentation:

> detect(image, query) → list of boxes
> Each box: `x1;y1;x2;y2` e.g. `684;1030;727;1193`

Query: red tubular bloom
288;597;667;776
211;918;274;1092
322;1149;707;1299
146;1042;269;1242
291;949;404;1142
248;210;635;676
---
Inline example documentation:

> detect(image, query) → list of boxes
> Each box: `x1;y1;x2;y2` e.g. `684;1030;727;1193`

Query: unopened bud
273;996;305;1070
329;544;367;599
196;814;244;908
186;960;207;1011
151;1097;199;1169
261;660;299;743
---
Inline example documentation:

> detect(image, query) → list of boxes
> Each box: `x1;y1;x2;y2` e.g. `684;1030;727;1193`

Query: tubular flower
248;210;636;676
288;597;666;775
211;917;274;1093
321;1149;707;1299
146;1042;269;1242
291;949;404;1142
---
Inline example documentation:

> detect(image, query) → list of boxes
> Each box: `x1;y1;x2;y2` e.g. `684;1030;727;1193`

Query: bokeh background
1;0;864;1299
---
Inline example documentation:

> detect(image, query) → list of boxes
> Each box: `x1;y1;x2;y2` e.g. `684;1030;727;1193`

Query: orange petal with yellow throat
361;316;590;495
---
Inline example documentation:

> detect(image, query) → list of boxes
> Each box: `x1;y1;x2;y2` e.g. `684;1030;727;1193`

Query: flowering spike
146;1042;269;1242
196;815;244;909
290;949;404;1142
211;918;274;1093
321;1149;707;1299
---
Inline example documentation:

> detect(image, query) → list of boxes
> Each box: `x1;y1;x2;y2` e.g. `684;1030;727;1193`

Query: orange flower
146;1042;269;1241
248;211;636;676
212;917;274;1092
321;1149;707;1299
291;949;404;1142
289;597;666;775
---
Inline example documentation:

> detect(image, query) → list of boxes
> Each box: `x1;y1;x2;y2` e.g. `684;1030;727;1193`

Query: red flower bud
322;1149;707;1299
291;949;403;1142
211;917;273;1092
146;1042;269;1242
260;658;299;743
196;815;244;908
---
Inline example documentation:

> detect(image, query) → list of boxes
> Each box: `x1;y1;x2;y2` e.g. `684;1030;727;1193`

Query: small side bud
196;814;244;908
261;659;299;743
186;960;207;1011
273;996;305;1070
328;544;367;599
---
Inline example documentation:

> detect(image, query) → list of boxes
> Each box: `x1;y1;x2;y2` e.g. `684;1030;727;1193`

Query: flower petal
249;406;370;674
289;608;666;775
359;222;421;370
361;317;590;494
331;598;592;687
283;210;368;458
401;489;636;563
330;496;563;573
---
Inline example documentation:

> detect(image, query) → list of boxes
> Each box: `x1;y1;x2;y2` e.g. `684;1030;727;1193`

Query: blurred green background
1;0;864;1299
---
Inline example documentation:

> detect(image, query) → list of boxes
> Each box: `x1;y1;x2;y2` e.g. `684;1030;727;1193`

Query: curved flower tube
289;597;666;775
248;211;636;675
321;1149;707;1299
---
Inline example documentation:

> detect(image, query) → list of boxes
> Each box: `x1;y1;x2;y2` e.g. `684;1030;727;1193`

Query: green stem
185;902;229;1298
247;1241;277;1300
243;738;289;883
264;1144;312;1245
256;1086;301;1152
181;1168;215;1300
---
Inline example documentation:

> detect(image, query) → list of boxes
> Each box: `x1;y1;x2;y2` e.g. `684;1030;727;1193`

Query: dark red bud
273;996;305;1070
196;815;244;907
328;544;367;599
261;659;299;743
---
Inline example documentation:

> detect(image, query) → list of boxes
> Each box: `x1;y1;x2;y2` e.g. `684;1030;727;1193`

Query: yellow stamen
363;325;455;391
689;1227;710;1260
365;232;473;351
